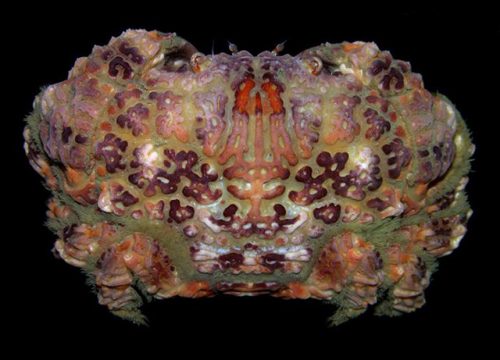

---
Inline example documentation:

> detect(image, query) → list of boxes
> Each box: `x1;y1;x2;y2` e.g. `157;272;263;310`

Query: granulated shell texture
24;29;474;325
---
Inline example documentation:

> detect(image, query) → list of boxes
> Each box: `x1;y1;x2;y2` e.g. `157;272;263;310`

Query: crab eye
190;52;206;73
308;56;323;75
302;54;341;76
163;53;190;72
163;43;199;73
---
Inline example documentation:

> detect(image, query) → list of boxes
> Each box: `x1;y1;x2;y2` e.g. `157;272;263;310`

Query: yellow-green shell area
24;29;474;325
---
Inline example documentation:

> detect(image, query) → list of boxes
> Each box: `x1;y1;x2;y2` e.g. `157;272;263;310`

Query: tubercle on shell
24;29;474;326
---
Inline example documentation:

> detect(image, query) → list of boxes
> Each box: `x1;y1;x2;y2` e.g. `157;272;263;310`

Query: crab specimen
24;30;474;325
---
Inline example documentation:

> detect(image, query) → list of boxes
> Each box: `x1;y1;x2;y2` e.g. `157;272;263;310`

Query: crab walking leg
53;216;211;322
323;233;386;324
279;232;386;324
279;208;467;324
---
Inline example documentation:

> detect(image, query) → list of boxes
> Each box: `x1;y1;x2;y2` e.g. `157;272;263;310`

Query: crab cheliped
24;30;474;325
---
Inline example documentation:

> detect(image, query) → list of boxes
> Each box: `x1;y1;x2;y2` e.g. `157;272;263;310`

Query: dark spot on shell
313;203;341;224
219;253;244;269
75;134;87;144
108;56;133;79
261;253;285;270
61;126;72;144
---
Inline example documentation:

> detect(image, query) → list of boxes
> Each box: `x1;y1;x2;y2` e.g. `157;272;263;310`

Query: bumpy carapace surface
24;30;474;325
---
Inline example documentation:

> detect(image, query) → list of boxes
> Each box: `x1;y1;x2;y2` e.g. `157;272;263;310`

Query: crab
24;29;474;325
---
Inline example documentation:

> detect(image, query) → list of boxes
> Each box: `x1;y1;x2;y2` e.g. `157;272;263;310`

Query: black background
5;4;497;356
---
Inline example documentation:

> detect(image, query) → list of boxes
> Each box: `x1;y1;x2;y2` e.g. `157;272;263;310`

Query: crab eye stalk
190;52;207;73
306;56;323;75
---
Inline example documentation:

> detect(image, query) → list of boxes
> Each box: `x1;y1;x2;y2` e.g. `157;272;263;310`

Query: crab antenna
228;42;238;54
272;41;287;55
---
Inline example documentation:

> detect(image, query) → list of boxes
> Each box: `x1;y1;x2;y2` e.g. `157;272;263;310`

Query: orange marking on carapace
97;165;107;177
343;43;362;52
395;125;406;137
275;237;286;246
401;193;421;216
261;81;283;114
100;122;112;131
174;126;189;143
101;84;114;95
107;106;116;115
254;92;264;161
65;167;82;185
415;183;428;196
219;73;297;224
235;78;255;113
148;31;162;41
